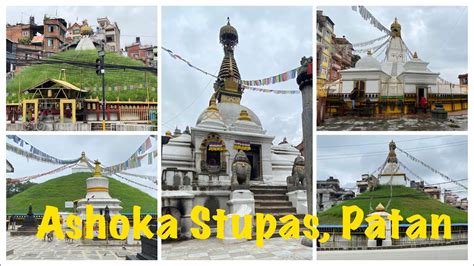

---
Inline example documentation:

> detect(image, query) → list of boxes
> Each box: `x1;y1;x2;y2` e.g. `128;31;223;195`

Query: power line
318;136;454;149
318;141;466;160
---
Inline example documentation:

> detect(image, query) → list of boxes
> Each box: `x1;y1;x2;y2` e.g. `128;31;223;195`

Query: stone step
250;185;287;190
254;194;289;201
271;213;305;220
250;188;288;195
255;200;293;207
255;206;297;214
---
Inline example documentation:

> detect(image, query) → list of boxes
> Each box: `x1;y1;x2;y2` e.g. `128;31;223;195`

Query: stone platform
162;237;312;260
7;233;141;260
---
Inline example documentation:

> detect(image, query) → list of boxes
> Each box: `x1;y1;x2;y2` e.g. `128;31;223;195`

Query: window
22;31;29;36
47;39;54;47
48;25;55;33
106;36;114;42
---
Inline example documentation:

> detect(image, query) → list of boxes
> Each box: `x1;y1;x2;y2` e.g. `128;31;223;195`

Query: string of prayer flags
6;143;81;165
242;85;300;94
163;46;301;95
11;163;78;183
162;46;218;78
351;35;389;47
241;68;298;86
353;6;391;35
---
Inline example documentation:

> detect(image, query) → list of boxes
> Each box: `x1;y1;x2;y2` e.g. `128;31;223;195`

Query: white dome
196;102;262;128
355;54;382;70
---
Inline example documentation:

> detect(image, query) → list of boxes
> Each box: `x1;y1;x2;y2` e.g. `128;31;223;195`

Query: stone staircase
250;185;304;237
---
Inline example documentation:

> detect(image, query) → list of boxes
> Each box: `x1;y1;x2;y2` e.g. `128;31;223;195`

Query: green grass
7;172;157;214
318;185;467;224
7;49;157;102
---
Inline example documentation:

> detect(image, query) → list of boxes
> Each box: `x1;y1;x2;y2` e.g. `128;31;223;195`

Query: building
96;17;121;52
325;18;468;115
66;22;83;44
43;17;67;51
317;176;355;211
125;37;156;67
6;16;43;44
161;19;304;238
6;15;67;69
410;181;441;200
6;39;17;74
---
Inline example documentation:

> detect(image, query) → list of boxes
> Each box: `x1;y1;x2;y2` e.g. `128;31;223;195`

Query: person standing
10;214;16;230
349;88;358;109
420;96;428;113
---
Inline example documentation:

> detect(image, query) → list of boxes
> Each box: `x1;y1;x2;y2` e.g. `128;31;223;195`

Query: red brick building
125;37;155;67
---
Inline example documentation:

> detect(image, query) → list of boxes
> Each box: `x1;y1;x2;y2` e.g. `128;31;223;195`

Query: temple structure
325;18;467;115
76;160;122;218
161;19;304;239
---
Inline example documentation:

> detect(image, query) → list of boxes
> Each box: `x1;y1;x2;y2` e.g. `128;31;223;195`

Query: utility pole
96;41;106;131
297;56;313;247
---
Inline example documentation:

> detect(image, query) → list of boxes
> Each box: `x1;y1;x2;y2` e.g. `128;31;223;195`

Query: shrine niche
199;133;227;174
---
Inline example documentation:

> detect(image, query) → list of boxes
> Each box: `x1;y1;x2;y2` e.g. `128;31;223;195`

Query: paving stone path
162;237;313;260
7;234;141;260
318;114;467;131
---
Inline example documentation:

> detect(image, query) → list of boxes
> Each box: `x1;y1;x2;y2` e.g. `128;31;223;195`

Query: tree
7;180;36;198
18;36;31;45
351;54;361;68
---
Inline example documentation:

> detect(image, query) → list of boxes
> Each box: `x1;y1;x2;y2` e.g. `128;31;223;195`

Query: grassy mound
318;185;467;224
7;49;157;102
7;172;156;214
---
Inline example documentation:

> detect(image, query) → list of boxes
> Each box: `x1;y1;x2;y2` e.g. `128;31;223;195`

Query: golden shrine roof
23;79;88;93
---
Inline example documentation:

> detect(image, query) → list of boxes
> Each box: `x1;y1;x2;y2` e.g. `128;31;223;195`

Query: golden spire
214;18;243;104
390;17;401;38
165;130;172;137
388;140;398;163
93;160;101;177
80;151;86;161
207;94;219;112
375;203;385;212
238;110;251;121
413;52;418;59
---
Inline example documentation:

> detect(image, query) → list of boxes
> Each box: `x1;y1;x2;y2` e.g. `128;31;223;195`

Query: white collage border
0;0;471;266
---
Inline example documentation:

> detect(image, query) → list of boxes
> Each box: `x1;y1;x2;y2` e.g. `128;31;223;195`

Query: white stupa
75;20;97;51
378;140;408;186
71;152;92;173
76;160;122;218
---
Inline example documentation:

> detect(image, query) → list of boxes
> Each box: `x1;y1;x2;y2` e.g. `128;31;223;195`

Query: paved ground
162;237;313;260
318;113;467;131
318;244;467;260
7;234;141;260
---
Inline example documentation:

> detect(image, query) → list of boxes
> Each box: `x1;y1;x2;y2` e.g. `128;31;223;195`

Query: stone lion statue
231;150;251;188
286;155;305;190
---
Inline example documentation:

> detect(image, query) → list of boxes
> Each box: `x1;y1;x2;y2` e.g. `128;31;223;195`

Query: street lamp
96;42;106;131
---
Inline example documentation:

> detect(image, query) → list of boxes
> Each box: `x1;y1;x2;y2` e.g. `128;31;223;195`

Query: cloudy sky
319;6;467;83
317;135;468;198
7;135;157;198
7;6;157;49
162;6;312;145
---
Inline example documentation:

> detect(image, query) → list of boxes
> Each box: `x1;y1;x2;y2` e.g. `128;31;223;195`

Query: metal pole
100;44;106;131
297;56;313;248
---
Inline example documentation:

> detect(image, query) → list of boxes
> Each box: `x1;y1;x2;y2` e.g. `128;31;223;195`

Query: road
318;245;467;260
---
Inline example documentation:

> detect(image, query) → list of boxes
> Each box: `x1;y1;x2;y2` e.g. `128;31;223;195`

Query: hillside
318;185;467;224
7;172;157;214
7;49;157;102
